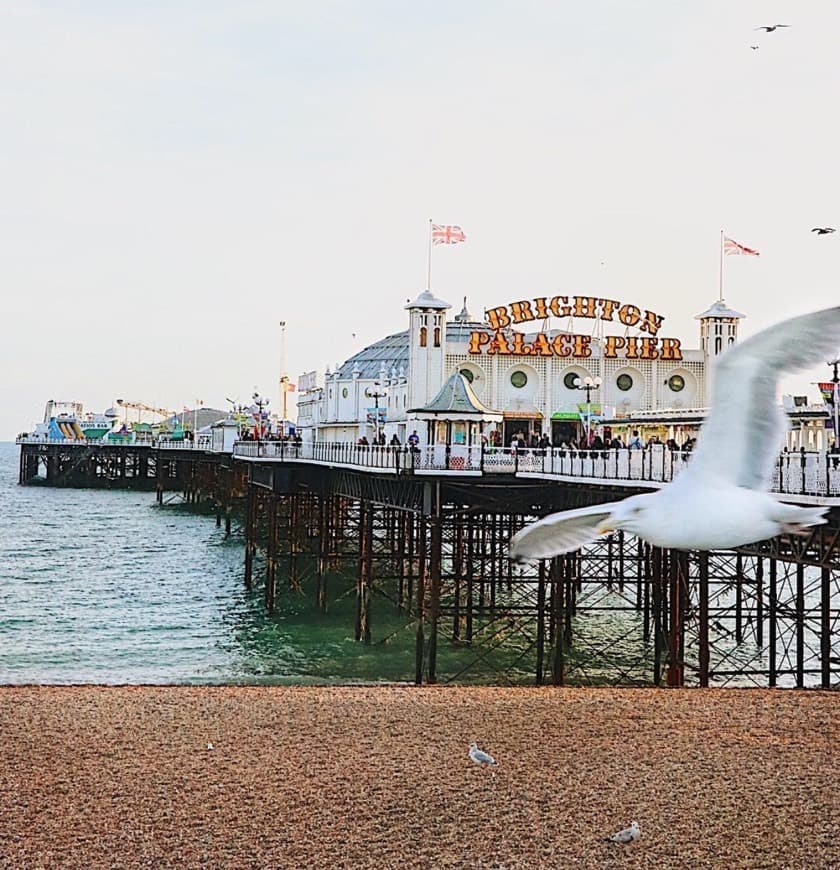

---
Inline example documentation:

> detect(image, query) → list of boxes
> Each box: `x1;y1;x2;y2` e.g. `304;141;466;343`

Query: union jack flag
724;236;760;256
431;224;466;245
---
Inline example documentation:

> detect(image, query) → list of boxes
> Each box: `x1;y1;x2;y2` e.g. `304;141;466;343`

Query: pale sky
2;1;839;439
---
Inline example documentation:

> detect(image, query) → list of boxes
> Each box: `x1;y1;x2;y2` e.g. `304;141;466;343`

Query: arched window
715;336;722;354
433;326;441;347
419;326;427;347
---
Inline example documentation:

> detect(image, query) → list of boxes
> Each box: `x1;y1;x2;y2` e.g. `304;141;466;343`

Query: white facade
296;292;741;446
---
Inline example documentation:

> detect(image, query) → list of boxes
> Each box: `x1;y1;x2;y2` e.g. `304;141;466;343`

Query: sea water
0;442;425;684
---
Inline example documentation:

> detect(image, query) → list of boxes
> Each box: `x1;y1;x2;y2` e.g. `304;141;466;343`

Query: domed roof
335;318;492;380
337;330;409;380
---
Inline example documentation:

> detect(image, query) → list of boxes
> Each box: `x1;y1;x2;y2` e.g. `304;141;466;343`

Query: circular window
616;373;634;392
510;370;528;389
668;374;685;393
341;387;348;398
459;368;475;383
563;372;580;390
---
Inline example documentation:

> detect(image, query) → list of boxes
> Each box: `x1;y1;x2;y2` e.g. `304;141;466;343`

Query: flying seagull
812;227;836;235
755;24;790;32
509;306;840;561
469;742;498;766
750;45;760;50
606;821;640;845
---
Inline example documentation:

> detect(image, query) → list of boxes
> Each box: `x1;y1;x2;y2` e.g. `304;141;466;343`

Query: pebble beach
1;686;837;869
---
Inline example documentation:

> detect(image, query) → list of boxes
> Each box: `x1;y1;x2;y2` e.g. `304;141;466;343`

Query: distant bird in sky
606;822;640;845
755;24;790;32
509;306;840;562
750;45;760;50
811;227;836;235
469;742;497;767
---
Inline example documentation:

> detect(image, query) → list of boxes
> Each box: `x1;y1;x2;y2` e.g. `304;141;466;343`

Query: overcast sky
2;1;839;438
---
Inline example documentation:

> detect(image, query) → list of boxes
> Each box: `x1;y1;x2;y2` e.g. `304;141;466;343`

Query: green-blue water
0;442;429;684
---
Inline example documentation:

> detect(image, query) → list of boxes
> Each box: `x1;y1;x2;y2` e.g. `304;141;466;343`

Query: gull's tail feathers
773;504;829;536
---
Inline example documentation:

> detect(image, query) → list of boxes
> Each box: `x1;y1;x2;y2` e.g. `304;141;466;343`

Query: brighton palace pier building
294;289;792;449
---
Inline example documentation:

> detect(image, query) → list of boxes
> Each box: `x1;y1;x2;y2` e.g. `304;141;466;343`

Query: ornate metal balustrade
232;440;840;498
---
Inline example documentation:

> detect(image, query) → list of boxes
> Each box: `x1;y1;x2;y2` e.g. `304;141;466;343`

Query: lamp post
364;381;388;444
829;359;840;447
252;391;269;440
572;375;602;444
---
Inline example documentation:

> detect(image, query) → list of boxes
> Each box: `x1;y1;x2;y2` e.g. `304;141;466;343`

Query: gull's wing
686;306;840;490
509;501;627;562
473;750;495;764
610;827;636;844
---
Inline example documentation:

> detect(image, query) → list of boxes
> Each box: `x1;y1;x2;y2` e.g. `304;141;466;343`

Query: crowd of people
240;426;700;456
239;429;303;445
499;429;697;455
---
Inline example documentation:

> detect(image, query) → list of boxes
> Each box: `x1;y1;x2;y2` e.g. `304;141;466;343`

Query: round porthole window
342;387;348;398
563;372;580;390
668;374;685;393
459;368;475;383
616;373;634;392
510;370;528;389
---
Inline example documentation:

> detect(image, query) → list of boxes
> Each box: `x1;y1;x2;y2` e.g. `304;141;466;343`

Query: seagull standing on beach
606;821;640;845
509;306;840;561
469;742;498;767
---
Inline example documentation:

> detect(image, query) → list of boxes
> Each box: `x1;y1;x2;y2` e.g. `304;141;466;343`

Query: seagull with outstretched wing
812;227;836;235
510;306;840;562
755;24;790;32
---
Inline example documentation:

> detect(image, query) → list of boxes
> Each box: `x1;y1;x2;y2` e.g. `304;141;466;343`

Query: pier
16;437;840;688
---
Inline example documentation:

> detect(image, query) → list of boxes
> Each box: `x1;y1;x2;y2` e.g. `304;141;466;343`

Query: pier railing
232;440;840;497
17;434;213;449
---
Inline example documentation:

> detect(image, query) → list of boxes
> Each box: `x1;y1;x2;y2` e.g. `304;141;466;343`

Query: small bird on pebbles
606;821;640;845
468;742;497;767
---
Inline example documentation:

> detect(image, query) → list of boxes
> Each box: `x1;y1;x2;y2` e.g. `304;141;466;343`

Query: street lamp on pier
572;375;602;444
252;391;270;439
364;381;388;445
829;359;840;446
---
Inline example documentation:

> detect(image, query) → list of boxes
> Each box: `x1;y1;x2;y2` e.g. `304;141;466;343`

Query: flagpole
426;218;432;290
718;229;724;302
